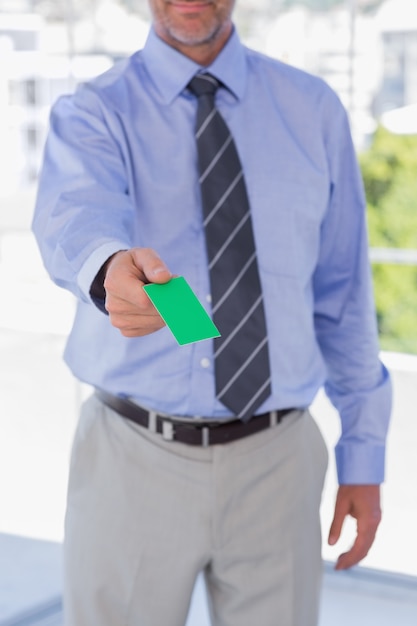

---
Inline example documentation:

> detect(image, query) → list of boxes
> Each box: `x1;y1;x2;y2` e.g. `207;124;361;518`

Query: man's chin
166;22;221;48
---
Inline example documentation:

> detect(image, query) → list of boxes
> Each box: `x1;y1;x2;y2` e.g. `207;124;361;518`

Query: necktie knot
188;73;220;99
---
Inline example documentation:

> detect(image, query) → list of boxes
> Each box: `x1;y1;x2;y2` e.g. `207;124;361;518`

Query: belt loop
148;410;157;433
162;421;174;441
202;426;209;447
269;410;278;427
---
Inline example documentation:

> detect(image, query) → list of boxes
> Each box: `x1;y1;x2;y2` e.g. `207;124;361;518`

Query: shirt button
206;294;212;303
200;358;211;368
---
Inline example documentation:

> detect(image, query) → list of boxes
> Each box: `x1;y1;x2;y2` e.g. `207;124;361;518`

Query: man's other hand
328;484;382;570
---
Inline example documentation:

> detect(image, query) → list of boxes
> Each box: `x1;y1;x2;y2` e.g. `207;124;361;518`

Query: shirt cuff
77;241;129;304
335;442;386;484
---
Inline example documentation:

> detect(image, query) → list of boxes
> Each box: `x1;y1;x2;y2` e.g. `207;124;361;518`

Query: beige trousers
63;394;328;626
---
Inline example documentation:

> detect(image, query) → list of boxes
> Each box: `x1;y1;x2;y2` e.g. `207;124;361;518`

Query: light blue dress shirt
33;27;391;484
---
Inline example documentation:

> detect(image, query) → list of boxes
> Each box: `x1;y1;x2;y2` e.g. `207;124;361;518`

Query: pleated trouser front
63;394;328;626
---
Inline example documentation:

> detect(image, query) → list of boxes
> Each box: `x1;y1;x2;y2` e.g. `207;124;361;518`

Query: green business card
143;276;220;346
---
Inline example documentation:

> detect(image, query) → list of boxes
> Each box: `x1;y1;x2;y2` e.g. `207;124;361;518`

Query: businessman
33;1;392;624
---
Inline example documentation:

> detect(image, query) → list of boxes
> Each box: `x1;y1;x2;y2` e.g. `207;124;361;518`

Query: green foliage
359;127;417;354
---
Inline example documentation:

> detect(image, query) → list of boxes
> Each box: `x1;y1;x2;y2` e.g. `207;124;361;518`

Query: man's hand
103;248;172;337
328;484;382;570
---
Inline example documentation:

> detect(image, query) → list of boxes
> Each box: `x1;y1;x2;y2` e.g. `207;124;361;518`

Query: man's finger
131;247;172;284
335;526;376;570
108;307;165;329
328;492;349;546
335;536;369;570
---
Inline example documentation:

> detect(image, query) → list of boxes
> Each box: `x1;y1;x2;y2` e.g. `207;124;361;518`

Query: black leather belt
96;389;297;447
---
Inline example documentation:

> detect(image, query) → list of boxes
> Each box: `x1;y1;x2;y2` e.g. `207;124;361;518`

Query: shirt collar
142;26;247;105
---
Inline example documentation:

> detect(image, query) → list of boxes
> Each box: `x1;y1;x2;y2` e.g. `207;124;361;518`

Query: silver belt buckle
201;426;210;447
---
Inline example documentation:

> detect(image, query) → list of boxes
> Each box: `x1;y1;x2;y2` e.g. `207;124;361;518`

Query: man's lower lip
170;2;211;13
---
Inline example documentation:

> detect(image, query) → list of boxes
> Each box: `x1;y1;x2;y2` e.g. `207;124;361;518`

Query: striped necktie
188;73;271;421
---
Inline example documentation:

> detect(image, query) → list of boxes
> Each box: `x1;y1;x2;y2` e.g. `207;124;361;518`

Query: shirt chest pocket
251;180;328;281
